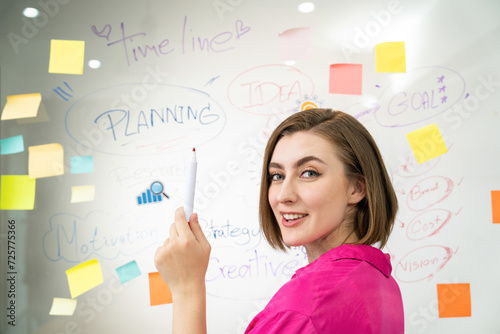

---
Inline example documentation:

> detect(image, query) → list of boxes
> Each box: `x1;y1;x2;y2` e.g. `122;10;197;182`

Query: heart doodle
235;20;251;39
92;24;112;41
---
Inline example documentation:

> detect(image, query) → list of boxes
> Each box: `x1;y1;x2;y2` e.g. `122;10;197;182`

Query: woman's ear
348;175;366;205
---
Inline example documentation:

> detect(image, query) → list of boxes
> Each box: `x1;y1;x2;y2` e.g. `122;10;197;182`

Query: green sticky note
0;135;24;155
70;156;94;174
375;41;406;73
116;260;141;284
0;175;36;210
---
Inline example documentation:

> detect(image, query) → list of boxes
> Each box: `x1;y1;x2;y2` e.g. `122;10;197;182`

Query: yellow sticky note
66;259;104;298
406;123;448;164
1;93;42;120
28;143;64;178
0;175;36;210
49;298;77;316
71;185;95;203
48;39;85;75
375;41;406;73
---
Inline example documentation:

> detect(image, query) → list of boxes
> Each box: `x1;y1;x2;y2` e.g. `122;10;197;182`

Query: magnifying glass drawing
150;181;169;199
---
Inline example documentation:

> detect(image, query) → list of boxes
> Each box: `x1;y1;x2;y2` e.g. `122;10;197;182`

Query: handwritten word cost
92;16;251;66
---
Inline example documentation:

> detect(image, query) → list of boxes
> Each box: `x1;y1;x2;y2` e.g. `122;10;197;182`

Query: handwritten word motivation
65;84;226;155
227;64;315;115
42;211;160;262
374;66;466;127
92;16;251;66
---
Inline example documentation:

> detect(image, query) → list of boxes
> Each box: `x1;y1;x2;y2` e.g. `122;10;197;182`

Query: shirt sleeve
245;310;318;334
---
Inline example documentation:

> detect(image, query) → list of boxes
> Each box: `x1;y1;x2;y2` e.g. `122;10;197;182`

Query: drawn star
438;85;446;93
437;75;445;83
441;95;448;103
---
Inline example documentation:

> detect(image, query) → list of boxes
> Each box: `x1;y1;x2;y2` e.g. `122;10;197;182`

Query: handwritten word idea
227;64;315;115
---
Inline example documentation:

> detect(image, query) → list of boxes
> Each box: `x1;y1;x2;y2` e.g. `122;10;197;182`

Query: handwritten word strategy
92;16;251;66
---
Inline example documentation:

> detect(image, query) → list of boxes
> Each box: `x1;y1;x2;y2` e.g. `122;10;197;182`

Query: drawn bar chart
137;189;162;205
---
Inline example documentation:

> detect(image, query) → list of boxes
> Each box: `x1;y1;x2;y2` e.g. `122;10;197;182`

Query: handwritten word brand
93;16;251;66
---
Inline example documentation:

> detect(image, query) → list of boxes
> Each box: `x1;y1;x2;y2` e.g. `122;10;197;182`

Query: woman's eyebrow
268;156;326;170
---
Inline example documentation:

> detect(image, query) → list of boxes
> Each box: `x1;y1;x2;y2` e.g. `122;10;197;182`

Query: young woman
154;108;404;333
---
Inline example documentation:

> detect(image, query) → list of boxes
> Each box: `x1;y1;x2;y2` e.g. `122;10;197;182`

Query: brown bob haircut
259;108;398;251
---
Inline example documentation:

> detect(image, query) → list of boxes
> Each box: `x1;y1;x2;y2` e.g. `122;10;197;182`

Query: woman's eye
302;170;319;178
269;173;284;182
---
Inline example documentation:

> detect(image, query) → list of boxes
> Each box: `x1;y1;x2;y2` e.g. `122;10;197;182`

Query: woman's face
267;131;364;258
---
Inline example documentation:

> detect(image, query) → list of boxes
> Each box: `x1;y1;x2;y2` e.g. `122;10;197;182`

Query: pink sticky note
329;64;362;95
278;27;312;61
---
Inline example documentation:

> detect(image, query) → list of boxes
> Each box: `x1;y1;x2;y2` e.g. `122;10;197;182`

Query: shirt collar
293;244;392;278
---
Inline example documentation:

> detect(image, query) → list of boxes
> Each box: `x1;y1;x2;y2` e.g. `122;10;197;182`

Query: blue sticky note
115;260;141;284
70;156;94;174
0;135;24;155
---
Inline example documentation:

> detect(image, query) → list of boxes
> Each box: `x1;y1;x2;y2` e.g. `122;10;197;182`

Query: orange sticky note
278;27;312;61
329;64;362;95
375;41;406;73
437;283;471;318
406;123;448;164
492;191;500;224
1;93;42;120
48;39;85;75
149;272;172;306
28;143;64;178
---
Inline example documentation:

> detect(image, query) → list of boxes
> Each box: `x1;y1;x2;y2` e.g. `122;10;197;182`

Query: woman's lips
281;214;308;227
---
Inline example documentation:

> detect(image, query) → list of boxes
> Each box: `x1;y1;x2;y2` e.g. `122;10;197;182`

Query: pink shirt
245;245;404;334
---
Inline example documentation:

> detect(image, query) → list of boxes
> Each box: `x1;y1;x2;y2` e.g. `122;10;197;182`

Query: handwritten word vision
92;16;251;66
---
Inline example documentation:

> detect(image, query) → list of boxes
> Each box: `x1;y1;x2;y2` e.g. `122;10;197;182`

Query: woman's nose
276;178;297;204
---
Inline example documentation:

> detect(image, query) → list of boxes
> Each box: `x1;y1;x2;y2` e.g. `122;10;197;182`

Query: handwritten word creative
92;17;251;66
42;211;160;262
66;84;226;155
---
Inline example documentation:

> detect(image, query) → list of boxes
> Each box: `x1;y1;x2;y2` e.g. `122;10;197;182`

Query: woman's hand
154;207;211;298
